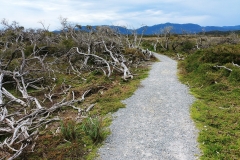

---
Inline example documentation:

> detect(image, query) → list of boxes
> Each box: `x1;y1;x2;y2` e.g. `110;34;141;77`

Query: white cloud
0;0;239;30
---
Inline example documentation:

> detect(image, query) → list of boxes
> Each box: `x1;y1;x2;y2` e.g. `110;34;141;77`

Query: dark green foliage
199;45;240;64
61;39;76;50
181;40;195;51
24;45;34;57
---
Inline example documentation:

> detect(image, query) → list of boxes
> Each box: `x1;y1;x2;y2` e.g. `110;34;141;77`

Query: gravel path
96;53;200;160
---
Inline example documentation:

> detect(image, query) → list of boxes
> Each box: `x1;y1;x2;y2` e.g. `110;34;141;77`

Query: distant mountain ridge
135;23;240;34
53;23;240;35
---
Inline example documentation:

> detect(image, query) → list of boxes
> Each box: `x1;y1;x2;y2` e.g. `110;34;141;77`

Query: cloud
0;0;239;30
116;9;210;27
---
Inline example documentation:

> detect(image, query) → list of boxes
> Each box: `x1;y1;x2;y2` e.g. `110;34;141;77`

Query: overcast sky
1;0;240;30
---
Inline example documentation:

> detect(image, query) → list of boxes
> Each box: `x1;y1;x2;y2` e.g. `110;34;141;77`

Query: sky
0;0;240;31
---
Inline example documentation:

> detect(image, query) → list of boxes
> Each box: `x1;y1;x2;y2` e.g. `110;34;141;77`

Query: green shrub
61;39;76;50
200;44;240;64
82;116;106;143
181;40;195;51
24;45;34;57
183;51;202;73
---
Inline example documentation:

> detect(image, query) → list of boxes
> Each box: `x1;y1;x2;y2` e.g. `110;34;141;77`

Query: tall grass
82;116;107;143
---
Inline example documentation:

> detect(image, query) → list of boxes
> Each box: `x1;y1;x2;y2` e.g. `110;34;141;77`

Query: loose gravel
96;53;201;160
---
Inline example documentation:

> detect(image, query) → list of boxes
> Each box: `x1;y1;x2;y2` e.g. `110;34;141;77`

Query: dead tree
0;19;151;158
228;32;240;44
123;25;146;49
195;28;213;49
160;26;173;50
0;20;90;159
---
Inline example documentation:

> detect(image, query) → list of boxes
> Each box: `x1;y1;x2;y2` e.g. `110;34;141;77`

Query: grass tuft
82;116;107;143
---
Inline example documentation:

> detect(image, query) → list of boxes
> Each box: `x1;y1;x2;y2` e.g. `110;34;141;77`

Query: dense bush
200;44;240;64
180;40;195;51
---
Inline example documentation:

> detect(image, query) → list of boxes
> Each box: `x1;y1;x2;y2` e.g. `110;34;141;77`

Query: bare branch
214;65;232;72
232;62;240;68
2;87;27;107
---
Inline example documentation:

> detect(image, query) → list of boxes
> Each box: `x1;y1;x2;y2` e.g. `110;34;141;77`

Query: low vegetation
178;44;240;159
